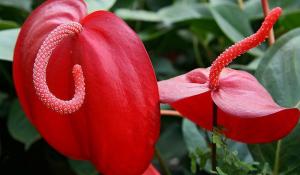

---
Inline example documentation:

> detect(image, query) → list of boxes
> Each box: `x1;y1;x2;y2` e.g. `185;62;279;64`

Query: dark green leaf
138;27;170;41
8;100;40;149
182;119;207;153
157;122;187;160
152;57;178;80
0;20;18;30
256;28;300;108
249;28;300;175
210;3;263;56
279;11;300;30
216;167;228;175
69;160;97;175
245;0;300;20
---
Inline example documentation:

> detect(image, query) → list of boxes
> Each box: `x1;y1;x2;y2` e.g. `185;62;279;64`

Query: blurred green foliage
0;0;299;175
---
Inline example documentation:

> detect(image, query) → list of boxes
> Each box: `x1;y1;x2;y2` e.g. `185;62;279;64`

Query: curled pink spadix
33;22;85;114
209;7;282;89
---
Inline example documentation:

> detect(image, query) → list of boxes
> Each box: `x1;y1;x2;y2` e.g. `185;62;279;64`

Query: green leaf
0;93;7;105
210;3;263;56
85;0;116;13
158;2;211;25
227;140;253;163
152;57;178;80
249;124;300;175
0;0;32;11
138;27;170;41
210;0;236;5
115;9;161;22
115;2;212;25
7;100;40;149
182;119;207;153
279;11;300;30
68;160;97;175
0;28;20;61
156;122;187;160
249;28;300;175
216;167;228;175
256;28;300;108
245;0;300;20
0;20;18;30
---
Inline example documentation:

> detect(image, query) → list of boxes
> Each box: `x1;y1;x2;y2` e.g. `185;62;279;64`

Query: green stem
192;36;204;67
155;147;172;175
237;0;244;10
273;140;282;175
211;103;218;172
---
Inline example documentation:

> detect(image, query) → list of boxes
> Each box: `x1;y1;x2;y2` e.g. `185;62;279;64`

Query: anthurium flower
143;165;160;175
13;0;160;174
158;7;300;143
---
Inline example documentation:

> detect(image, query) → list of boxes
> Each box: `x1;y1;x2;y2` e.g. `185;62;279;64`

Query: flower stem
192;36;204;67
160;110;181;117
237;0;244;10
273;139;282;175
211;103;218;172
260;1;280;174
261;0;275;45
155;147;172;175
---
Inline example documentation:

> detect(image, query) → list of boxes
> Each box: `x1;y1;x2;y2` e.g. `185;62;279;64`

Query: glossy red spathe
143;165;160;175
13;0;160;174
158;7;300;143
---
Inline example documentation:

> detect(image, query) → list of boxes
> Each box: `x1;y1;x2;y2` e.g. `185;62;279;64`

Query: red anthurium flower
143;165;160;175
158;7;300;143
13;0;160;174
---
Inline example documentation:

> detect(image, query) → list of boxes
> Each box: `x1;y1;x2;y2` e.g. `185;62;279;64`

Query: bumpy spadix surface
159;7;300;143
33;22;85;114
13;0;160;174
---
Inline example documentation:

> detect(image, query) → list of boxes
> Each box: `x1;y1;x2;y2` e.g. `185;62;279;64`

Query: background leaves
7;100;40;150
0;29;19;61
0;0;299;175
249;28;300;175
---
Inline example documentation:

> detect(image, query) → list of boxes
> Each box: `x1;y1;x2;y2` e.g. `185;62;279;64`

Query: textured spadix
158;7;300;143
13;0;160;174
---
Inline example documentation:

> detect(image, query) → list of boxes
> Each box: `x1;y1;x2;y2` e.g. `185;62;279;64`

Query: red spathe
159;68;299;143
13;0;160;174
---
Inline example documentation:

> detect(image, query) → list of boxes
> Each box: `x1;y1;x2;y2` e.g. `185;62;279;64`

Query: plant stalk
273;139;282;175
261;1;280;174
211;103;218;172
155;147;172;175
160;110;181;117
193;36;204;67
237;0;244;10
260;0;275;45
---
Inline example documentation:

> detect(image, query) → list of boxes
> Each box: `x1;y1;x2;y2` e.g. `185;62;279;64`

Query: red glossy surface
13;0;160;174
159;68;299;143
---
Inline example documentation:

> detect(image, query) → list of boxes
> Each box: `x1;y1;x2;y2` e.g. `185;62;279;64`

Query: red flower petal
159;68;299;143
158;69;213;129
14;0;87;160
13;0;160;174
79;11;160;175
142;165;160;175
212;68;299;143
